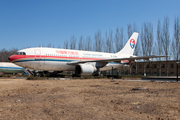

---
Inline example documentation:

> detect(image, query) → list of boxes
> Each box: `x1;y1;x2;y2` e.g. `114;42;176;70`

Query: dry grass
0;78;180;120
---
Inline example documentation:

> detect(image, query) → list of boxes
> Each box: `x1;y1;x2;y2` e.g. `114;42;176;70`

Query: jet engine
75;64;97;76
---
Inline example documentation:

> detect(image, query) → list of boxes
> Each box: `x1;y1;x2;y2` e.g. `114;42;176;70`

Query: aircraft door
79;53;82;61
34;49;41;60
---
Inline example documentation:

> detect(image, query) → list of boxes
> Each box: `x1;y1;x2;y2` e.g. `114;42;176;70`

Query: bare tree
78;36;84;50
63;39;69;49
104;31;109;53
85;36;92;51
156;20;163;76
0;49;8;62
127;24;133;38
172;17;180;61
120;27;124;50
94;31;103;52
114;27;121;52
140;22;154;75
162;17;170;76
162;17;170;57
70;35;76;50
104;30;113;53
109;30;114;53
156;20;163;56
141;22;154;56
0;48;18;62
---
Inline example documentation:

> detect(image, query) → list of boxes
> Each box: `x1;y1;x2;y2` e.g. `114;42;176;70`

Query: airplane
0;62;24;74
8;32;167;76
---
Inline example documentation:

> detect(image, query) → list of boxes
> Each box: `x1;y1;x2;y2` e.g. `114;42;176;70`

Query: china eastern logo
130;39;135;49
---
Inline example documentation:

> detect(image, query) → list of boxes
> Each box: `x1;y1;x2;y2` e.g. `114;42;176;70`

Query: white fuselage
9;47;126;72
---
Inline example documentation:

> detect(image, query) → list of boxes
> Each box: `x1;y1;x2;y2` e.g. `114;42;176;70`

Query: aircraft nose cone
8;56;12;62
8;56;14;62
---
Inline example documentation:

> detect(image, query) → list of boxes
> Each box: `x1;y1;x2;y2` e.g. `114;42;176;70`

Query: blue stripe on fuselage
13;59;121;65
0;67;23;70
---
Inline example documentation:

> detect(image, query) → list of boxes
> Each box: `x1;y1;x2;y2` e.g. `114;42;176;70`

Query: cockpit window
16;52;26;55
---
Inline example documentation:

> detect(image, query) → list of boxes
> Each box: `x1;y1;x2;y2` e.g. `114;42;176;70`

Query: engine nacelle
75;64;97;76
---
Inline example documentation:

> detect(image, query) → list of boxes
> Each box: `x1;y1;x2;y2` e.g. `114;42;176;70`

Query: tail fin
116;32;139;56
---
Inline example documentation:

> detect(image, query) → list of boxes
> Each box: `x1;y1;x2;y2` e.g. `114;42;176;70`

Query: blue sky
0;0;180;50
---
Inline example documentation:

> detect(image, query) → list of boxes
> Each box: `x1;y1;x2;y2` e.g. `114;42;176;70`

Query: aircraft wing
67;55;169;65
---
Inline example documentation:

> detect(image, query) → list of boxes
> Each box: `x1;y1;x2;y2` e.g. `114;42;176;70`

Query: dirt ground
0;78;180;120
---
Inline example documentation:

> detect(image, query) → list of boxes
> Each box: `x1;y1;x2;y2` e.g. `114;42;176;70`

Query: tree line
0;48;18;62
62;16;180;61
0;16;180;62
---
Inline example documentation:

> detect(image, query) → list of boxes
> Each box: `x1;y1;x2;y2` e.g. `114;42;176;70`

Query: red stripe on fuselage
9;55;104;62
